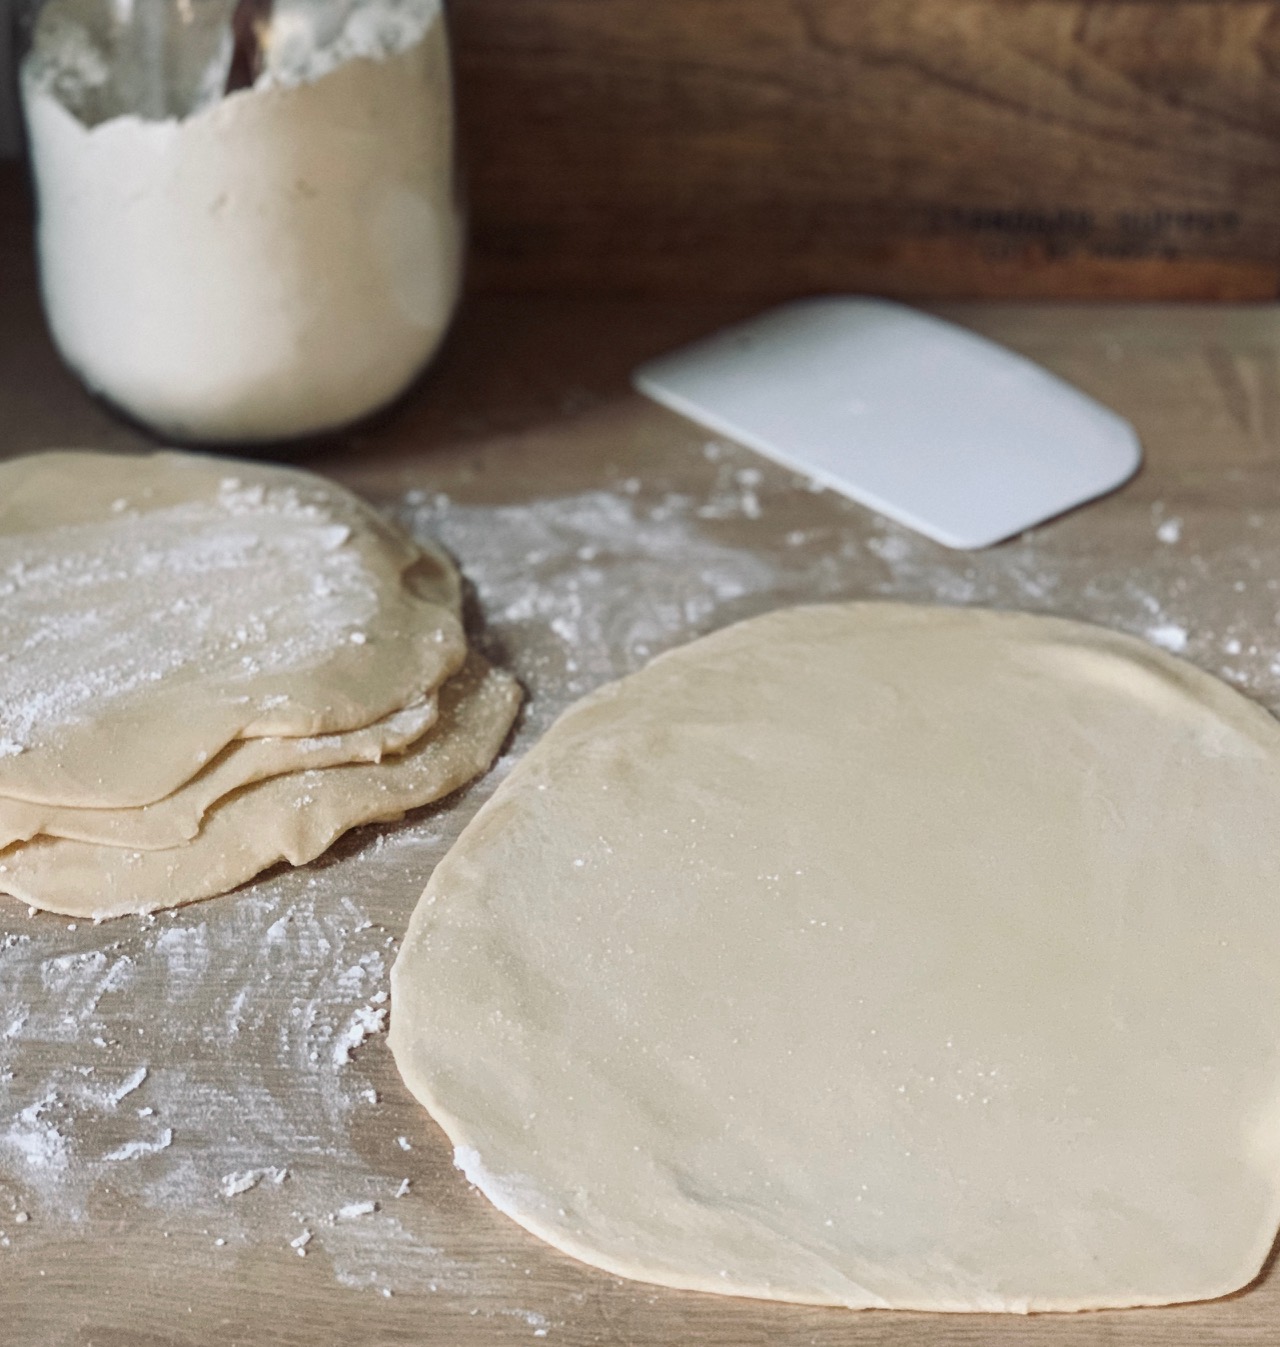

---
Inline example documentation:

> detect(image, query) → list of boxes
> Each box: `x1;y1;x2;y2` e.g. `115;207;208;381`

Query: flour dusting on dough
0;486;378;756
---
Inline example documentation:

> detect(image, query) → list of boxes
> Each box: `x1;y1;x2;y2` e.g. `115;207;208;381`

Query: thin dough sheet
1;654;521;919
0;695;439;851
391;603;1280;1313
0;451;466;808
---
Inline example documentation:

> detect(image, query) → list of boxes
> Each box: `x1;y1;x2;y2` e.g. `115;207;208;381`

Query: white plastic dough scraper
633;297;1142;550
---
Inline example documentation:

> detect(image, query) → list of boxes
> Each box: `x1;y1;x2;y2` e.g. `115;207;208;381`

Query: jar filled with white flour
19;0;462;444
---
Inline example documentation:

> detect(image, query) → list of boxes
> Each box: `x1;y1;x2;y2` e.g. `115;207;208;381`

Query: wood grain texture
452;0;1280;299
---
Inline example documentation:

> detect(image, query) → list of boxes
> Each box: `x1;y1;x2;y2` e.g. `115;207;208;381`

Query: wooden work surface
8;197;1280;1343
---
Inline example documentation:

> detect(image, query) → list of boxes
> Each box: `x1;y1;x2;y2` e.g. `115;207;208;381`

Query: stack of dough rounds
0;450;521;920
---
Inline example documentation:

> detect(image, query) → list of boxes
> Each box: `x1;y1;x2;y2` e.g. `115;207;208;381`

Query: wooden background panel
451;0;1280;299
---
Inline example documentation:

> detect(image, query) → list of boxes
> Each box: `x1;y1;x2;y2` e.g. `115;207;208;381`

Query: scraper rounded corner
633;296;1145;551
942;414;1144;551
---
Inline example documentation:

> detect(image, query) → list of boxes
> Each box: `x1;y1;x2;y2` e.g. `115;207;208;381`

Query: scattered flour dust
221;1166;289;1198
333;1004;388;1066
395;468;1280;728
1146;623;1189;654
0;872;457;1296
0;478;379;756
104;1128;173;1162
4;447;1280;1327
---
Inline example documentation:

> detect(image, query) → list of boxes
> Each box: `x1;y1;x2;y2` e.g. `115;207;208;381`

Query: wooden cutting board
453;0;1280;300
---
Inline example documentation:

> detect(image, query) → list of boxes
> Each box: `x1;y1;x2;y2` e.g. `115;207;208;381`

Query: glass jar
17;0;462;445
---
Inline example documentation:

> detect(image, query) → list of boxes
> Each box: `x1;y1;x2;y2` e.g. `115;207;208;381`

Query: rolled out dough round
0;537;465;852
0;451;466;808
0;653;521;919
390;602;1280;1313
0;693;439;851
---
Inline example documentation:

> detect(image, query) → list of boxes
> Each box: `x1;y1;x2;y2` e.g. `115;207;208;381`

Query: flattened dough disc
391;603;1280;1313
0;654;521;919
0;535;466;851
0;451;466;808
0;694;439;851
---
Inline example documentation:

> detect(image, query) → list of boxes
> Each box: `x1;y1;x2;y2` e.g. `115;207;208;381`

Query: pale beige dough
0;529;465;851
0;451;466;808
0;693;438;851
404;537;464;619
391;603;1280;1313
0;653;521;919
